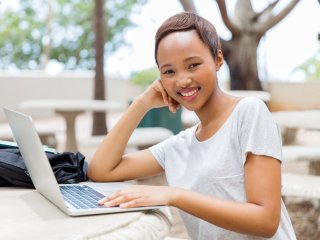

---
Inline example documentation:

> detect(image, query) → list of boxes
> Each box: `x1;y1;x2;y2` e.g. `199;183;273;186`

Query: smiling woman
88;12;297;240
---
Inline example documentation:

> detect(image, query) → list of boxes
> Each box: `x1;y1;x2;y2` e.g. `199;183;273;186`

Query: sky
106;0;320;82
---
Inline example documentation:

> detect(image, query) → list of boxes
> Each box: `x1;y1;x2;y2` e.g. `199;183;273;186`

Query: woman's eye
162;69;175;75
189;63;200;69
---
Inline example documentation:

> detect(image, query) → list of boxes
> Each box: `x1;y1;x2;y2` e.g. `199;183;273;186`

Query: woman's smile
177;87;200;102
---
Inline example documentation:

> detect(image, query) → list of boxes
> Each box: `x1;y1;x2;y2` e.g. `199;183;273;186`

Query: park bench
281;172;320;238
82;127;174;151
283;145;320;175
0;126;59;149
282;172;320;199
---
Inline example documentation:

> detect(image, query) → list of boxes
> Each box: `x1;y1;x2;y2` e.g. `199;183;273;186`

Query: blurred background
0;0;319;134
0;1;320;239
0;0;319;118
0;0;319;80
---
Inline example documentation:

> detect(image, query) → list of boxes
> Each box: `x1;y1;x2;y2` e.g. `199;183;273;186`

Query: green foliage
294;50;320;81
0;1;46;69
131;67;159;89
0;0;146;70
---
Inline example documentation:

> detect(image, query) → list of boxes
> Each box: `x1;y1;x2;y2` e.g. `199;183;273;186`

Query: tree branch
252;0;279;22
258;0;301;34
178;0;198;13
216;0;240;36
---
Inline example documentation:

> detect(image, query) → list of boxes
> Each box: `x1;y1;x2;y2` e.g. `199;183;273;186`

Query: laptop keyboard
60;185;106;209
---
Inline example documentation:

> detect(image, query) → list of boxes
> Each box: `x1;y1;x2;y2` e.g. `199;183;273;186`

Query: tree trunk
178;0;197;12
92;0;107;136
222;34;262;90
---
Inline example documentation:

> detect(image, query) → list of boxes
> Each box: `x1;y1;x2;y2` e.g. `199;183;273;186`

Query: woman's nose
176;76;192;88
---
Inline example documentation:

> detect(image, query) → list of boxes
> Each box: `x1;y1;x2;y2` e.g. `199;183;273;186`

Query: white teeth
181;89;198;97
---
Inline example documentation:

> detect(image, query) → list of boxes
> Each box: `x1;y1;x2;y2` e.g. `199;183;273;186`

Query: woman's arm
87;80;179;182
100;154;281;238
171;154;281;237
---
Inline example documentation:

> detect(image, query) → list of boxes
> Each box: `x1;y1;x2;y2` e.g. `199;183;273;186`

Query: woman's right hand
138;79;180;113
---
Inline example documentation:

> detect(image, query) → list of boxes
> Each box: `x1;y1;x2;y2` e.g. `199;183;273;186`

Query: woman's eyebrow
159;64;172;70
184;56;201;62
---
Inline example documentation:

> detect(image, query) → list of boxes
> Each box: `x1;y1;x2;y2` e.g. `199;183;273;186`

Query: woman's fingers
160;89;169;106
120;198;143;208
156;79;169;105
140;78;182;113
168;97;181;113
98;185;171;208
168;95;174;112
153;79;181;112
99;191;140;207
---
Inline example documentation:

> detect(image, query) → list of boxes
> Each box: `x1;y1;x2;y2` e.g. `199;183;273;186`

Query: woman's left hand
98;185;177;208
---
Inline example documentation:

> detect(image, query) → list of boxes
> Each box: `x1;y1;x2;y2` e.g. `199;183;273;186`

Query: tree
91;0;147;135
92;0;107;135
0;1;47;69
0;0;146;135
293;50;320;81
0;0;145;70
131;67;159;89
178;0;301;90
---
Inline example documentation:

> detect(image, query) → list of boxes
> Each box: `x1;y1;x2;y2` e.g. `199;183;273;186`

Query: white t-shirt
149;97;296;240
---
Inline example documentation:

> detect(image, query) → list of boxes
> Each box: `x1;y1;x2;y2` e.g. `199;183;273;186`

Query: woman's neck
195;89;240;141
196;88;234;126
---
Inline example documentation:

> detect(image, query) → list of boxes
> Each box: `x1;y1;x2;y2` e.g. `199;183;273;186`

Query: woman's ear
215;50;223;71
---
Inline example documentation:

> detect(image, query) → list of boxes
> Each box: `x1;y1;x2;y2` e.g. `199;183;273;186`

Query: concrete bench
283;146;320;162
282;173;320;239
282;173;320;199
283;145;320;175
83;127;174;151
0;127;58;148
272;110;320;144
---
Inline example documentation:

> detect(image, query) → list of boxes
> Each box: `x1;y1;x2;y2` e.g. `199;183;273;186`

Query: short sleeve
149;136;173;169
149;126;195;170
238;98;282;165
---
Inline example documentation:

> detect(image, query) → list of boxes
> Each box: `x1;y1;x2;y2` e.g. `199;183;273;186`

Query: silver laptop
3;108;161;216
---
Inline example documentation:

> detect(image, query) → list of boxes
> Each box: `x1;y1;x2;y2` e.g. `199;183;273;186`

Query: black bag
0;149;88;188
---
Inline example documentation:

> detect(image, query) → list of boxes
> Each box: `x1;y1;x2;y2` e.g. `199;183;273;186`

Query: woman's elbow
259;215;280;238
87;165;97;181
261;225;278;238
87;162;105;182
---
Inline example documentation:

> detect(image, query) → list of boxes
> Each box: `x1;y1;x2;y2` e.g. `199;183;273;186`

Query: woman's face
157;30;223;111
